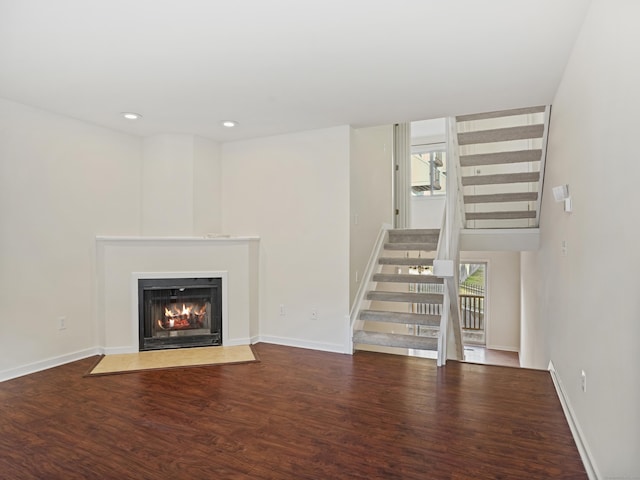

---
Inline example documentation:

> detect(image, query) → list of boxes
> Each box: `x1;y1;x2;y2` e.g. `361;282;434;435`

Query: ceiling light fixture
122;112;142;120
222;120;238;128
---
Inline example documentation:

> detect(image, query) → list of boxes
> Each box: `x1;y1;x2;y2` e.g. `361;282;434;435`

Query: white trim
256;335;347;355
131;271;229;350
349;224;391;354
548;361;601;480
0;347;101;382
96;235;259;242
485;344;519;353
223;337;251;347
103;346;138;355
534;105;552;227
393;123;412;228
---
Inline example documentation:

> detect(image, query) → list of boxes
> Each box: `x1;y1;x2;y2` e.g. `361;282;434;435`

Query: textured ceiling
0;0;591;142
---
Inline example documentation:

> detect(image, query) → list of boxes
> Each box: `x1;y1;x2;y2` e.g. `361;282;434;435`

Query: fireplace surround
138;277;222;351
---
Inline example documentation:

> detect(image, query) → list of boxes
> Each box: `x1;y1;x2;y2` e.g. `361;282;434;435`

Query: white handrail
535;105;552;227
433;118;465;365
348;223;391;351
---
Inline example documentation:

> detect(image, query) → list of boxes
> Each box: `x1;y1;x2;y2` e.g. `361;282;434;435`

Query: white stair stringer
352;228;444;356
456;105;551;229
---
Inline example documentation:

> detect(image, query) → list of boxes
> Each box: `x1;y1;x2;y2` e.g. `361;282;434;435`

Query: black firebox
138;277;222;351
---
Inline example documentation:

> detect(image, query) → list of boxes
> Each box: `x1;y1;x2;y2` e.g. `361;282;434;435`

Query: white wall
349;125;393;306
460;251;521;352
193;136;222;234
142;134;222;235
0;98;142;375
410;195;445;229
221;126;351;352
522;0;640;475
519;250;546;368
142;134;194;235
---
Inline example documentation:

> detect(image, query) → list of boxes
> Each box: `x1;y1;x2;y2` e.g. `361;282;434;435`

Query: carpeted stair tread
456;106;545;122
458;124;544;145
359;310;441;326
464;192;538;204
388;228;440;235
466;210;536;220
383;242;437;251
462;172;540;186
367;291;443;303
379;257;434;266
373;273;443;284
460;149;542;167
353;331;438;351
387;229;440;244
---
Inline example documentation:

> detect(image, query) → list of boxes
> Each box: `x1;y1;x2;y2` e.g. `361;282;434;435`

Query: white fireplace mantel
96;235;259;354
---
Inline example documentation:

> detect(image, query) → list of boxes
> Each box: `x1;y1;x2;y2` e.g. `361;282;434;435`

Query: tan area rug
87;345;258;376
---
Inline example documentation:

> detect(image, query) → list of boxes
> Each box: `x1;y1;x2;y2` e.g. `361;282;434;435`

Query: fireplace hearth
138;277;222;351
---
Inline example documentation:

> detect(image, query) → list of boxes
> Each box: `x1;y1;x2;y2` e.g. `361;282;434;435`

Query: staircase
456;105;550;229
353;229;444;355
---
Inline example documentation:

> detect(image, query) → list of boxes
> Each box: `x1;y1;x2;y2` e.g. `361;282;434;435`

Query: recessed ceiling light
122;112;142;120
222;120;238;128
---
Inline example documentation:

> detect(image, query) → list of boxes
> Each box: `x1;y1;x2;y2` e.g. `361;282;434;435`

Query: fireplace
138;277;222;351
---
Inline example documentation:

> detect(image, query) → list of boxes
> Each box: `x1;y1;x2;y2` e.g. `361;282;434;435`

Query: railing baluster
459;294;485;331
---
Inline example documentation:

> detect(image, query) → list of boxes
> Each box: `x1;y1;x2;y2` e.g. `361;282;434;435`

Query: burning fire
157;303;207;330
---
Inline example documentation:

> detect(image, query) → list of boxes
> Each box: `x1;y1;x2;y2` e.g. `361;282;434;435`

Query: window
411;144;446;196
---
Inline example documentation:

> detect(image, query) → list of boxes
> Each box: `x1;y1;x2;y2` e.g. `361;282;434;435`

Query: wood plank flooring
0;343;587;479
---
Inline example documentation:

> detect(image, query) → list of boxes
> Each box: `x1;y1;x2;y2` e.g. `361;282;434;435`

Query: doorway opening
459;262;487;345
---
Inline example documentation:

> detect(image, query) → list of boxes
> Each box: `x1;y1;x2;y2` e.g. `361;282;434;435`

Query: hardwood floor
463;345;521;368
0;343;586;479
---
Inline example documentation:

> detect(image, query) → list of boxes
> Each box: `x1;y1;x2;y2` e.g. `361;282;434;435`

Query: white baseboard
0;347;102;382
104;337;251;355
103;346;137;355
0;335;346;382
548;361;601;480
224;337;251;347
255;335;348;354
485;344;519;353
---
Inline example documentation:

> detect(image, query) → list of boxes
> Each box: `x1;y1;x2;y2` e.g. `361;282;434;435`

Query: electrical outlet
561;240;568;257
581;370;587;392
280;304;286;316
58;316;67;330
355;270;359;283
310;310;318;321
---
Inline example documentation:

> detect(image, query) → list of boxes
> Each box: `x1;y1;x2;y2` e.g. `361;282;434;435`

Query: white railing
535;105;552;227
434;117;465;366
348;223;392;352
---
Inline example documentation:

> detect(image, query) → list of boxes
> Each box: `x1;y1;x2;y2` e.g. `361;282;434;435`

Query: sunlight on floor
409;345;520;368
